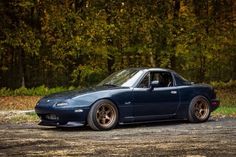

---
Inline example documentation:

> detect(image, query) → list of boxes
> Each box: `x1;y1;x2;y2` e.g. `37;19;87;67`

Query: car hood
36;86;131;108
41;86;126;100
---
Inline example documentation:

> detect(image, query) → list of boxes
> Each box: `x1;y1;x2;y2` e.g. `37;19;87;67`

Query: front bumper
35;105;89;127
211;99;220;111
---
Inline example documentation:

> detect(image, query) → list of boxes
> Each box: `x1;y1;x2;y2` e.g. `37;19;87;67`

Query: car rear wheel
188;96;210;123
88;99;118;131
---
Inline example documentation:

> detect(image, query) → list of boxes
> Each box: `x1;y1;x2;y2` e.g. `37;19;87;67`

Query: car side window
137;71;173;88
152;72;173;87
137;73;150;88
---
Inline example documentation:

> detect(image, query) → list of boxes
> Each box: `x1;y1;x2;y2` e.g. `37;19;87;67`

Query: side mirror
150;80;159;90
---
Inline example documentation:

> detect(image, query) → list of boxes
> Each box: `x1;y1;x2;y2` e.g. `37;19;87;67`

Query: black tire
188;96;210;123
88;99;118;131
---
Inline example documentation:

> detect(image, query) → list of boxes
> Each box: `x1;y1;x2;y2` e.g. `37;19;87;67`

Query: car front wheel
188;96;210;123
88;99;118;131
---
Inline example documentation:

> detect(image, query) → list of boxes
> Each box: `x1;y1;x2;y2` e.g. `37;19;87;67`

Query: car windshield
97;69;144;87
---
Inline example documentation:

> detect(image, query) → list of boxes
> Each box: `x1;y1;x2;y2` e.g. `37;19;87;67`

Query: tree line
0;0;235;89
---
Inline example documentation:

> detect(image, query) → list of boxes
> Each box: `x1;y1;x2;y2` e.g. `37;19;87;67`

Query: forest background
0;0;235;114
0;0;235;89
0;0;236;89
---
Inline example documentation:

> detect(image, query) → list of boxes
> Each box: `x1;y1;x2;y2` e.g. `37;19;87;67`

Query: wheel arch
188;95;211;122
87;97;120;122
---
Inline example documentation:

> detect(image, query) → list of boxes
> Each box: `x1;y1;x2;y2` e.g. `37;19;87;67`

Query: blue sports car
35;68;219;130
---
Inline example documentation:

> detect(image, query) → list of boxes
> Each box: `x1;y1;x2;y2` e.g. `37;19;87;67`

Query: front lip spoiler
57;122;85;127
39;120;57;126
38;121;85;127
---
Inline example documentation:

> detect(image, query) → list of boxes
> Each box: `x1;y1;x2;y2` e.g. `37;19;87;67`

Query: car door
132;71;180;121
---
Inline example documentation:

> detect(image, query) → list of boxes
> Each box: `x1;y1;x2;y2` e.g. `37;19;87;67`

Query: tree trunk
150;52;156;67
107;55;115;74
19;48;25;87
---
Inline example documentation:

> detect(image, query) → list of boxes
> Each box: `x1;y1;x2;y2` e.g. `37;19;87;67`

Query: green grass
0;85;77;96
212;106;236;117
216;88;236;107
209;88;236;117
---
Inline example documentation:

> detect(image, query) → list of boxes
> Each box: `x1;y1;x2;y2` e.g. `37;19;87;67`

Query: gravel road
0;117;235;157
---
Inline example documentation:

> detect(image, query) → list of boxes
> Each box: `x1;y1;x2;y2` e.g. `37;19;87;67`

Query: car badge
46;100;51;102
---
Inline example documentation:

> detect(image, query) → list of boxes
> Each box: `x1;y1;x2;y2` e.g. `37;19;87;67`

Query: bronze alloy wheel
193;99;210;120
96;103;116;127
88;99;118;130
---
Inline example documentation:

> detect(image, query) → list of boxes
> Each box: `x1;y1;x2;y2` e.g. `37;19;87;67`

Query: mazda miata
35;68;219;130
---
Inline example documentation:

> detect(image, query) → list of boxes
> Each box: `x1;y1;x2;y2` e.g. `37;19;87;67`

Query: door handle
171;91;177;94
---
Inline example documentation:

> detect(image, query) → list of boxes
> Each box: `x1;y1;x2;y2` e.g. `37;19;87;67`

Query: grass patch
216;88;236;107
0;85;77;96
10;113;39;123
212;106;236;117
0;111;39;124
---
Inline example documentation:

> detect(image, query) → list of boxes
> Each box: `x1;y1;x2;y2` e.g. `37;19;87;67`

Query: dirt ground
0;117;235;157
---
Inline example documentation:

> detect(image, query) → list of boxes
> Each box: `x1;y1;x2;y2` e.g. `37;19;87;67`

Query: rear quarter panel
175;84;213;119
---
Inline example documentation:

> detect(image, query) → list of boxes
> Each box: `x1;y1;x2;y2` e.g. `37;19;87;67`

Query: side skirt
120;114;177;124
119;118;186;125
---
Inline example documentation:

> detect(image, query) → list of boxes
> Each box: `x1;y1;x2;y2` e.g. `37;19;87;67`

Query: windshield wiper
102;83;118;87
